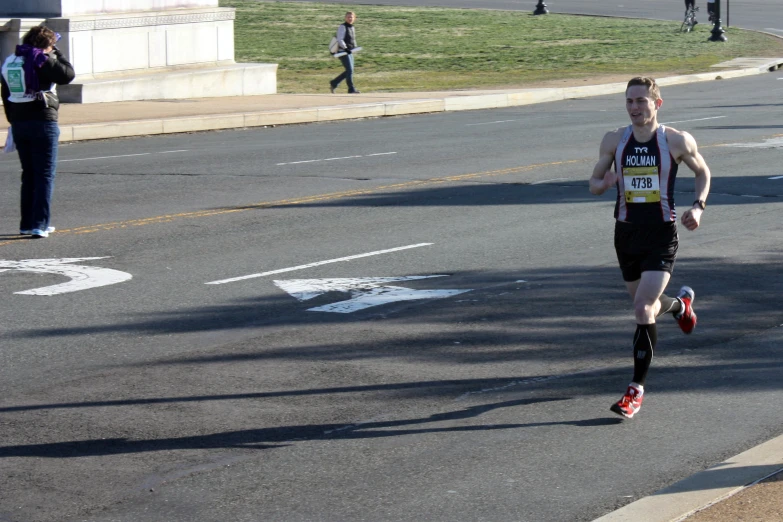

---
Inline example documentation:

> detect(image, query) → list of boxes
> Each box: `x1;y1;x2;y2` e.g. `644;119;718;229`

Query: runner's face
625;85;660;126
345;13;356;23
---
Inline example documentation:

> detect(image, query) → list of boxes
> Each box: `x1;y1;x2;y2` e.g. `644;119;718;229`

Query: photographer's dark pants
12;120;60;231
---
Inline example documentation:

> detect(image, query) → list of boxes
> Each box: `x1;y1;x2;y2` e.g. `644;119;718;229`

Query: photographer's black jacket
1;49;75;123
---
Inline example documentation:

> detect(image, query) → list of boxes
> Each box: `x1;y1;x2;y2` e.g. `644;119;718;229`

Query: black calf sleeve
657;294;682;317
632;323;657;386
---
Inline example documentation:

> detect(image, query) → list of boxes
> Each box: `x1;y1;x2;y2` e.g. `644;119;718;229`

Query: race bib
623;166;660;203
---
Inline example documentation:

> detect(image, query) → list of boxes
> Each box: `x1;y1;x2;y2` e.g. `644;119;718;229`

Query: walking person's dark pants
331;54;356;93
12;120;60;232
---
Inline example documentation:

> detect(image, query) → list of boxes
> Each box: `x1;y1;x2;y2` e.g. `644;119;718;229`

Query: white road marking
721;137;783;149
59;150;189;163
465;120;518;126
324;155;362;161
59;153;150;162
531;178;570;185
0;257;132;296
770;175;783;180
276;152;397;166
206;243;433;285
660;116;726;125
274;275;471;313
282;159;320;165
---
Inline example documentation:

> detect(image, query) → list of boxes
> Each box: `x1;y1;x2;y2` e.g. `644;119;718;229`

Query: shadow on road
0;397;598;458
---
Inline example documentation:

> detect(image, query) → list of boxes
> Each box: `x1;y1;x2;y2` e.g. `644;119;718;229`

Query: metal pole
726;0;729;27
534;1;548;15
709;0;727;41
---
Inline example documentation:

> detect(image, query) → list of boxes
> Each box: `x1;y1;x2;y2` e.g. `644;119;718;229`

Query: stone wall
3;0;218;17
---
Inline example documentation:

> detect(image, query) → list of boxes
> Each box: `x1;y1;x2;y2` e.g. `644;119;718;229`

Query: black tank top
614;125;678;224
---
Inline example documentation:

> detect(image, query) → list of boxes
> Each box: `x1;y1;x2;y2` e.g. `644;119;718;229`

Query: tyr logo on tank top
614;125;678;224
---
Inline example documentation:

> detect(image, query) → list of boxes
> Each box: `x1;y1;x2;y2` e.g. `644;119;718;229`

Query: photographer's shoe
21;226;55;236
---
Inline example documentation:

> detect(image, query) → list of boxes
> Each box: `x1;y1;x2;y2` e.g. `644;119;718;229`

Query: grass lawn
220;0;783;93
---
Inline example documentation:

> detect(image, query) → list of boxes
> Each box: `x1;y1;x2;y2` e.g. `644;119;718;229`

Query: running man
589;77;711;419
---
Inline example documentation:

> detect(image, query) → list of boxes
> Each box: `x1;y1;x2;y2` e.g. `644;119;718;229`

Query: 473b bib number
623;167;660;203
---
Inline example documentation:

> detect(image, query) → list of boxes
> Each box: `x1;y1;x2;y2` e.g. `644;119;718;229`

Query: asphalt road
0;73;782;521
277;0;783;33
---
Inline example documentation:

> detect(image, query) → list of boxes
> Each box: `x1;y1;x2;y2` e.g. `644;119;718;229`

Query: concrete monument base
1;1;278;103
59;63;278;103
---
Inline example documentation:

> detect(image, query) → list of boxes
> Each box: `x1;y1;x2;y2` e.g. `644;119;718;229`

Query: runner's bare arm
590;131;621;195
672;130;711;231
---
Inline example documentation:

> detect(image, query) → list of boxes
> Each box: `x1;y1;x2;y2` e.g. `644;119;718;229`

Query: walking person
589;77;711;419
684;0;698;24
329;11;360;94
1;25;75;238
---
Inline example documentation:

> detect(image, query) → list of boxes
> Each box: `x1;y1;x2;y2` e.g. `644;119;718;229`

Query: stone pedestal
1;0;277;103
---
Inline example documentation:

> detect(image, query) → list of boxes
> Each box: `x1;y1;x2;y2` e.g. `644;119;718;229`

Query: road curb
593;433;783;522
2;60;780;146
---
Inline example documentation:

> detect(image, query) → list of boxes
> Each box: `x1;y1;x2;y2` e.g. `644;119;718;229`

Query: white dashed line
59;153;151;162
531;178;570;185
324;155;362;161
205;242;432;285
277;152;397;166
59;150;189;163
661;116;726;125
465;120;518;126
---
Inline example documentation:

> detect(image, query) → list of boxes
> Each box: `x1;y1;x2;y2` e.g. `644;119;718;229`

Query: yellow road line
1;159;584;246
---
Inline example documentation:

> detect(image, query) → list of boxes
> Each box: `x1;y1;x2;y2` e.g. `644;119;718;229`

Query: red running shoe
676;286;697;334
610;383;644;418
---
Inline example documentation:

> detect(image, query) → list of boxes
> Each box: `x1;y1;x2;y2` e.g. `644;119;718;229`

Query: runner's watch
693;200;706;210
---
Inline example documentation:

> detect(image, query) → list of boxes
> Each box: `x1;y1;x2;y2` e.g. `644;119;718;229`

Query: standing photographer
1;26;75;238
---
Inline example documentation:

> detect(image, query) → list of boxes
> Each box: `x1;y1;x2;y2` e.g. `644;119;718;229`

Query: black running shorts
614;221;678;282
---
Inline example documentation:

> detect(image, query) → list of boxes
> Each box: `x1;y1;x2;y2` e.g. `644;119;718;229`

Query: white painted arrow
274;276;471;313
0;257;132;296
721;137;783;149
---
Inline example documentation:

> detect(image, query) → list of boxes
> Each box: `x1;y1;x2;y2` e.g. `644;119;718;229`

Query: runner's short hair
626;77;661;101
22;26;58;50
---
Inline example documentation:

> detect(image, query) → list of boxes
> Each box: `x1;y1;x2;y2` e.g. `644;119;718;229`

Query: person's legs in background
330;54;358;93
343;54;356;93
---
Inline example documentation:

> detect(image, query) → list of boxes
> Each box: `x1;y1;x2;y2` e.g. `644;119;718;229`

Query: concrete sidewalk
2;58;783;522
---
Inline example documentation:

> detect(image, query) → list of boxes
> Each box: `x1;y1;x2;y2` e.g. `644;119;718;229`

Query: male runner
589;77;711;419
